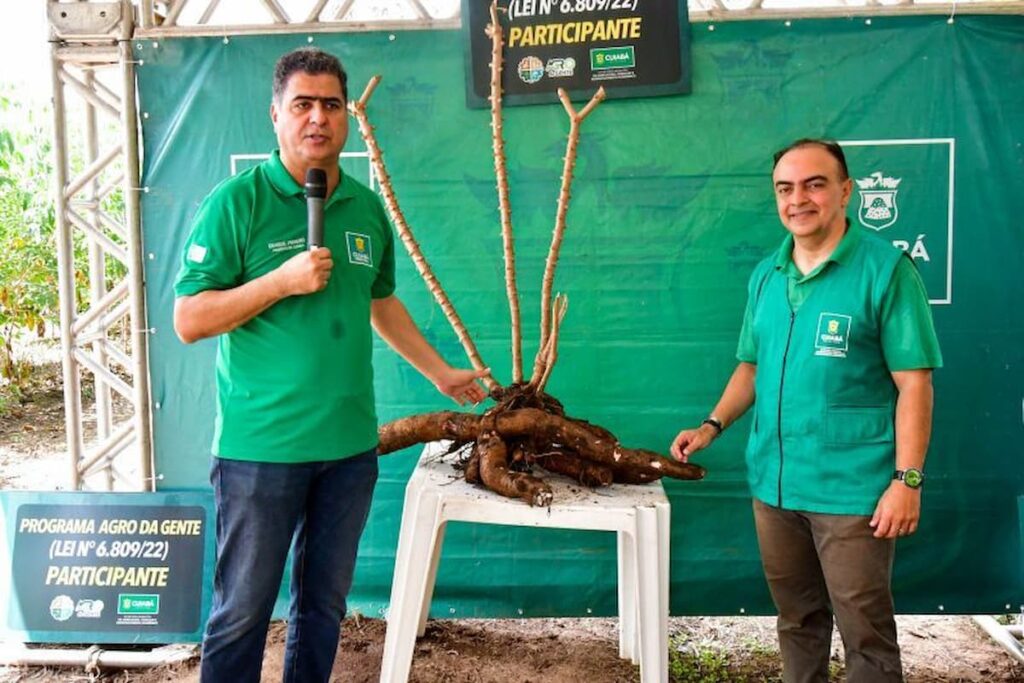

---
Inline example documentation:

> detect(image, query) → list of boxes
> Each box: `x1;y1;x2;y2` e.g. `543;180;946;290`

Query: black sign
2;493;213;643
463;0;691;107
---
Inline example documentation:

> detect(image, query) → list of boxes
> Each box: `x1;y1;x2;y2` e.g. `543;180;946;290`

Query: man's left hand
434;367;491;406
869;482;921;539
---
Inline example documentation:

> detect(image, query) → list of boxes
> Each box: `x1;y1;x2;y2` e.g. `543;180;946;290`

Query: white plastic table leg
385;476;424;626
636;506;668;683
657;500;671;678
415;520;448;637
617;528;639;664
379;486;442;683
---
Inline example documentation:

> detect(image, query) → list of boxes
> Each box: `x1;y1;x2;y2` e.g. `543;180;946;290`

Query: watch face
903;469;923;488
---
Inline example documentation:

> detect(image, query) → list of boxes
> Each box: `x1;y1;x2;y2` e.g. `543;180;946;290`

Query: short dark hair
772;138;849;180
272;48;348;103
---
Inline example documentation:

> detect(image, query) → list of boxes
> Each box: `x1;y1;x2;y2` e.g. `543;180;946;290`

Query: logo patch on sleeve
187;244;208;263
345;232;373;267
814;313;852;358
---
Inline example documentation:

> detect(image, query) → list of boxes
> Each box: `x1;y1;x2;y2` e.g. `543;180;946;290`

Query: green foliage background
0;89;121;414
0;92;61;405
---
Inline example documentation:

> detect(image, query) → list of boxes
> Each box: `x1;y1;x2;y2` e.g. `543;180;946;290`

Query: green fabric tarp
137;15;1024;617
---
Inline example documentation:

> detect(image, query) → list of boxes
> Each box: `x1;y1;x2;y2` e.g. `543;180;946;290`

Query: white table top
414;441;670;515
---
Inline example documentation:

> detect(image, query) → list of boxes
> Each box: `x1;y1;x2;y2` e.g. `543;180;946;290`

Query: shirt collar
773;222;861;279
264;150;356;206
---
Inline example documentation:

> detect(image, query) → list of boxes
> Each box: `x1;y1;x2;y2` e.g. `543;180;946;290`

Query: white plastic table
379;443;671;683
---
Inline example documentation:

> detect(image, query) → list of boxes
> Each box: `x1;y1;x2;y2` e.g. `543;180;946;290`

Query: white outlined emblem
856;171;902;231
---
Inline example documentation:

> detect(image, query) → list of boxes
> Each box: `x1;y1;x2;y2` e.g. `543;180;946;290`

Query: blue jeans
200;450;378;683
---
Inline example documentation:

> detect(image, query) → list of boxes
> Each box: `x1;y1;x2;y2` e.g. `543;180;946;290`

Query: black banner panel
464;0;691;107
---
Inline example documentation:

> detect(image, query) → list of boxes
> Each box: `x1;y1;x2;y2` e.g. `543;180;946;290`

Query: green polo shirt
737;227;943;371
174;151;395;463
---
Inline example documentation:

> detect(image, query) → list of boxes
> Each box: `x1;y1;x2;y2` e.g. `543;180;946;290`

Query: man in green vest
173;48;490;683
670;139;941;683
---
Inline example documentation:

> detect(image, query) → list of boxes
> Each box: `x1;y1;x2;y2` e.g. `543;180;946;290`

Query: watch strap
701;417;723;435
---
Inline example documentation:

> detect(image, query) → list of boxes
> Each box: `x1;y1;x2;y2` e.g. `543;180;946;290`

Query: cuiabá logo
814;312;851;358
590;46;636;70
346;231;373;267
856;171;902;231
119;593;160;615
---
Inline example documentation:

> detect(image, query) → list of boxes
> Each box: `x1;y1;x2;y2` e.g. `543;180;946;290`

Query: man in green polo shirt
173;48;490;683
670;139;941;683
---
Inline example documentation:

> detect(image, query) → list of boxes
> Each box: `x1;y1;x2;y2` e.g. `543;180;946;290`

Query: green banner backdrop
137;15;1024;618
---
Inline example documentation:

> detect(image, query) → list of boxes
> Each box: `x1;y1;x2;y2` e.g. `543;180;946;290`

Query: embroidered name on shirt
814;313;852;358
268;237;306;254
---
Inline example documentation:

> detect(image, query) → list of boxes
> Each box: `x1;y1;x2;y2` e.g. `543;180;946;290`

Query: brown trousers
753;498;903;683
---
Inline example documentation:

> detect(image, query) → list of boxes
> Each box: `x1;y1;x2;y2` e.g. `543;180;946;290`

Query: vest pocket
824;406;893;445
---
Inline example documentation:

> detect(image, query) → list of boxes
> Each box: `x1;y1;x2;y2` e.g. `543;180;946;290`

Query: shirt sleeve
736;296;758;363
879;256;943;370
371;197;396;299
173;187;246;298
736;265;764;363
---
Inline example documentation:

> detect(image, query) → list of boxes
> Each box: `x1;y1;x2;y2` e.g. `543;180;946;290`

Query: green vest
745;229;904;515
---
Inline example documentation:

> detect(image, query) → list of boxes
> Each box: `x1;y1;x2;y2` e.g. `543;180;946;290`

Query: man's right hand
174;247;334;343
670;424;718;462
273;247;334;296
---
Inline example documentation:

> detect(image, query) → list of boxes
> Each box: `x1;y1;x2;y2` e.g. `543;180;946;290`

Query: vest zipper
777;309;796;507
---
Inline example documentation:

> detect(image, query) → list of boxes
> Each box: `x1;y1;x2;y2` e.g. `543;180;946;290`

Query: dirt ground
1;344;1022;682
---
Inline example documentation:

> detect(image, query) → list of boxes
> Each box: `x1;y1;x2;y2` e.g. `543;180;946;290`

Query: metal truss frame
44;0;1023;495
48;1;152;492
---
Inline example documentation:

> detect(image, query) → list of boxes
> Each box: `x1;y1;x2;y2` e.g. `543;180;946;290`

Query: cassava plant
349;1;705;505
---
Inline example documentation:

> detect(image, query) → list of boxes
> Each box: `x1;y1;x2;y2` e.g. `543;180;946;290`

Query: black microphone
304;168;327;250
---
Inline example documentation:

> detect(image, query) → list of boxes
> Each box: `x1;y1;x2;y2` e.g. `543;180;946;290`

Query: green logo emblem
590;46;635;71
345;232;373;267
118;594;160;615
814;313;852;358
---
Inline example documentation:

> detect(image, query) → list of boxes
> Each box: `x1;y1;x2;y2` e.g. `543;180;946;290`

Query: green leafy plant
668;632;799;683
0;90;97;413
669;642;732;683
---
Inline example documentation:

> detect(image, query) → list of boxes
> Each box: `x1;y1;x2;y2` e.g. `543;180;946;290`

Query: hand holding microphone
273;248;332;297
